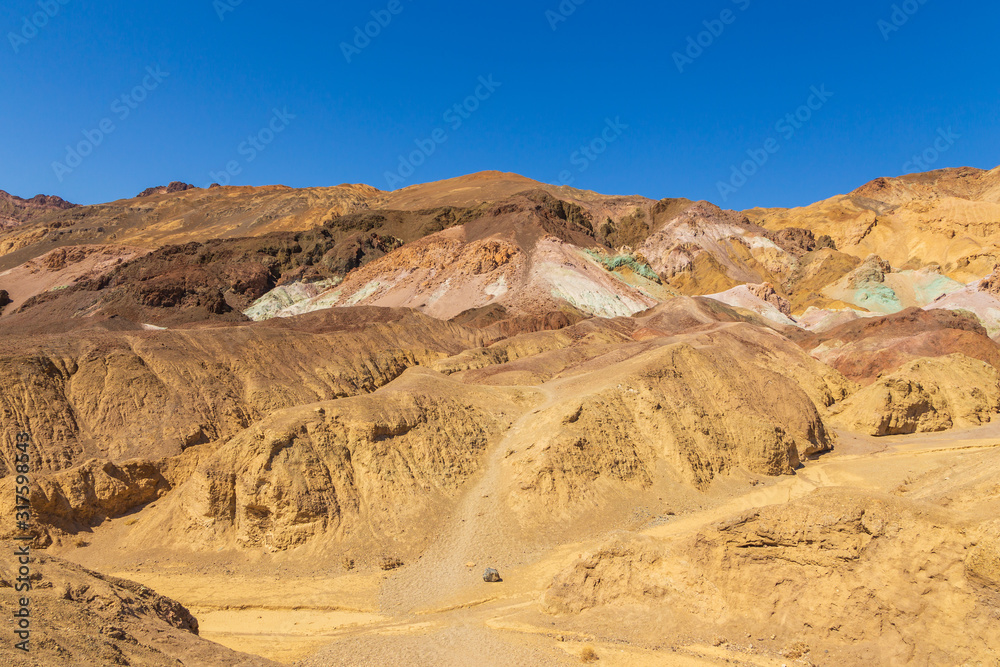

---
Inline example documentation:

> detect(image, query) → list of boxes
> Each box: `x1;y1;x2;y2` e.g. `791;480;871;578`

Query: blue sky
1;0;997;208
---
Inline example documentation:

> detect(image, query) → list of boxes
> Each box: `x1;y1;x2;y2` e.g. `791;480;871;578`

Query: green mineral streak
853;283;902;314
583;249;661;284
908;273;964;305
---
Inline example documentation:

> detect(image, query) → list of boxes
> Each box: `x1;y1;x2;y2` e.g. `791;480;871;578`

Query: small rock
379;557;403;571
465;561;476;568
483;567;502;583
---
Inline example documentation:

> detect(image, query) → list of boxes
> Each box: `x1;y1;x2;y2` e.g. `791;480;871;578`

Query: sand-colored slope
378;171;550;210
540;486;1000;665
851;165;1000;205
748;167;1000;280
378;171;656;229
11;298;992;665
117;368;532;559
66;313;853;569
828;354;1000;435
60;382;1000;666
0;551;277;666
0;308;484;480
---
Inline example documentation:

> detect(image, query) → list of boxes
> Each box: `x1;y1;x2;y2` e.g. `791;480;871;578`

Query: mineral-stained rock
746;282;793;316
803;307;1000;384
847;254;893;287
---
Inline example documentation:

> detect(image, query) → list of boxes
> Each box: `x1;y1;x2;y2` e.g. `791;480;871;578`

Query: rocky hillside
747;166;1000;281
1;167;999;665
0;189;76;231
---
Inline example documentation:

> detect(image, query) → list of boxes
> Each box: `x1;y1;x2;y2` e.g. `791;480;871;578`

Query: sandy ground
55;418;997;666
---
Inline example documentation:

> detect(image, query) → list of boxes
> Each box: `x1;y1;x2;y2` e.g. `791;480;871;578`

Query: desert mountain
0;183;380;272
2;167;1000;665
748;166;1000;281
0;189;76;231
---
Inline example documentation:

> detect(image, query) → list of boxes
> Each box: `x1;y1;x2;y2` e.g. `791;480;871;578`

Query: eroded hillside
2;168;999;666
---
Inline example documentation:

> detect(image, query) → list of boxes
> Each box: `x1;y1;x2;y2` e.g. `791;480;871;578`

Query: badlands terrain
1;167;1000;666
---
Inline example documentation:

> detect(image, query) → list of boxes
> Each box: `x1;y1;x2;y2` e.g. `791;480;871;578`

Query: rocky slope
748;166;1000;281
0;189;76;231
0;308;487;545
828;353;1000;435
801;307;1000;383
0;551;277;666
253;192;668;322
541;487;1000;665
0;183;380;272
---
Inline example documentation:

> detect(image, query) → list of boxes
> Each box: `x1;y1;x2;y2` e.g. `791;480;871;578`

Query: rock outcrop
0;189;77;231
0;552;277;666
541;489;1000;665
828;354;1000;435
136;181;197;198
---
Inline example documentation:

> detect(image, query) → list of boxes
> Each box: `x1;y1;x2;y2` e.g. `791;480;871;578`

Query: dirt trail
377;382;564;614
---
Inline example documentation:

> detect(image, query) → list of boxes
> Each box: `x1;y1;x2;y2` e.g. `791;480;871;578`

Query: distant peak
459;170;537;182
136;182;197;198
0;189;77;209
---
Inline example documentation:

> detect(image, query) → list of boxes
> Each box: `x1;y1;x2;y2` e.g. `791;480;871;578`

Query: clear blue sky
1;0;997;208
